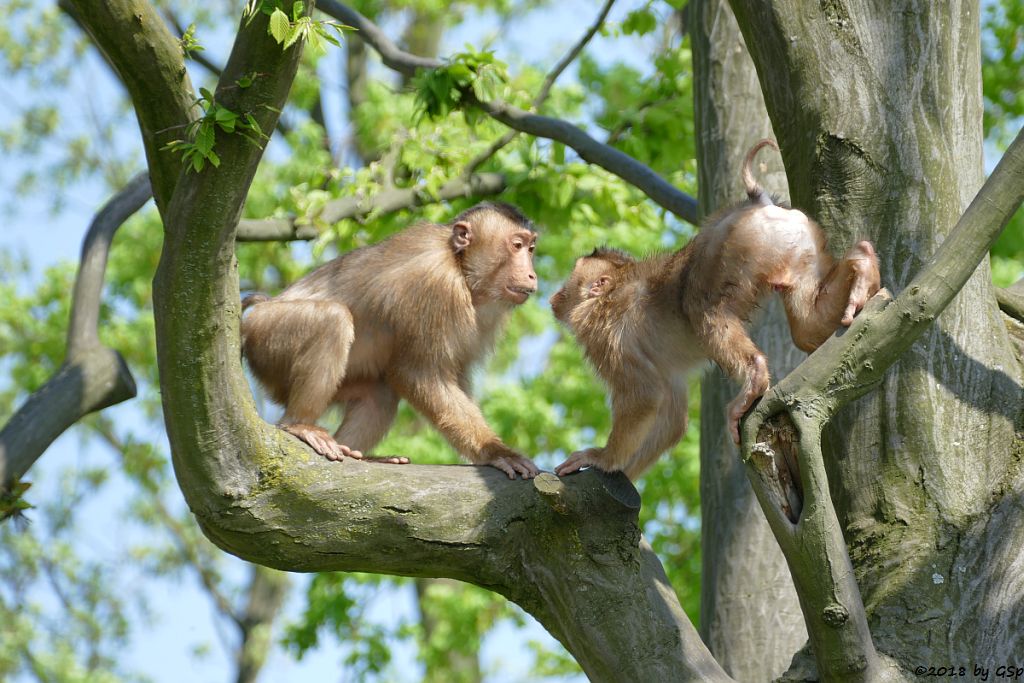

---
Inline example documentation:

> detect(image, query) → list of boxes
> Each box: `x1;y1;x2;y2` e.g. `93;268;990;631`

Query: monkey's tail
241;293;270;311
742;138;779;206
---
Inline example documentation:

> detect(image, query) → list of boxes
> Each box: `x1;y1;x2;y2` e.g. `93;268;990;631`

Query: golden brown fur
551;140;881;478
241;202;541;479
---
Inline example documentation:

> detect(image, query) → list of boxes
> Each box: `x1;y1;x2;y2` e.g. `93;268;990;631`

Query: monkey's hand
554;447;608;477
479;442;540;480
281;423;365;462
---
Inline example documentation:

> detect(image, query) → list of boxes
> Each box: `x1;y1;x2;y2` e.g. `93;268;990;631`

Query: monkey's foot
554;447;604;477
280;424;364;462
362;455;412;465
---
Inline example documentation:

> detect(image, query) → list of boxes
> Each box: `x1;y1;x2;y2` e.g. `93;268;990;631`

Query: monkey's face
550;257;617;324
461;224;538;305
500;230;539;304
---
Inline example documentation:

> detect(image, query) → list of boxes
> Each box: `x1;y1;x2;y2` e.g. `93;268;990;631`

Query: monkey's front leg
555;389;659;476
392;373;539;479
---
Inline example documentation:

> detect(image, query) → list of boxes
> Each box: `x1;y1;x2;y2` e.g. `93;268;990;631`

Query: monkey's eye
512;240;524;250
528;243;536;254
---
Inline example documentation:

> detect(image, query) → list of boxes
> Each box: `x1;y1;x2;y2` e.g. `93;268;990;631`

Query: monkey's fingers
510;455;540;478
485;456;538;480
486;458;519;479
339;445;364;460
554;449;599;476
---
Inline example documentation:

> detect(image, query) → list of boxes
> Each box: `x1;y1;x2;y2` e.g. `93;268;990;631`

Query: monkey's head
550;247;633;324
451;202;538;306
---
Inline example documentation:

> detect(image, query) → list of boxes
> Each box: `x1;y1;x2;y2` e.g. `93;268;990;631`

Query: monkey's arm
391;372;539;479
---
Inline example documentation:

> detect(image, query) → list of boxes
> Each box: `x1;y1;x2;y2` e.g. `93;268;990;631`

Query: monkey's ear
450;221;472;254
588;275;613;298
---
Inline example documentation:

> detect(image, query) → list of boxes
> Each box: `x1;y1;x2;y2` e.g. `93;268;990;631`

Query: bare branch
236;173;506;242
318;1;698;224
68;173;152;353
536;0;616;105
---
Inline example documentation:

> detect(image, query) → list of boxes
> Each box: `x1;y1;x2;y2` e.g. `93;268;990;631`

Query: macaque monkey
241;202;541;479
550;139;880;479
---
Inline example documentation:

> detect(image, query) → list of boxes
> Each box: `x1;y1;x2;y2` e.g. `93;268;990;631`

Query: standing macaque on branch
241;202;541;479
551;139;881;479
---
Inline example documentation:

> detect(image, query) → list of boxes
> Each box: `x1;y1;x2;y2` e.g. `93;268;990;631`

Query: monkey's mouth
506;286;536;303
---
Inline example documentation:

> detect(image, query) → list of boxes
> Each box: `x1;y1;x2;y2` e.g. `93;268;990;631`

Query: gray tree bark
729;0;1024;666
690;2;807;679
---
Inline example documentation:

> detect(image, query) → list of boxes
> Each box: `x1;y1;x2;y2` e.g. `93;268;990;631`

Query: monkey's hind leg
253;300;360;462
782;240;881;352
335;384;409;465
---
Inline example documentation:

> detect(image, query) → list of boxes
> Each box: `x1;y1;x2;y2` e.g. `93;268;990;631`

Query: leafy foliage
413;50;510;123
981;0;1024;284
162;87;268;173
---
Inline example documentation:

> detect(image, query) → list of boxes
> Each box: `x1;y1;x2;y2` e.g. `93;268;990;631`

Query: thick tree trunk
690;2;807;679
729;0;1024;664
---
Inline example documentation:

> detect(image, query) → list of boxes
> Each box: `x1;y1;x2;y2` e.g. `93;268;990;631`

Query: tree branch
318;1;698;224
997;281;1024;323
0;175;150;494
235;172;506;242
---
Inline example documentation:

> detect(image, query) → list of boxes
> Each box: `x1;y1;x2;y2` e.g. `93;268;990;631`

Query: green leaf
292;1;305;20
199;87;215;104
283;19;306;49
553;142;566;165
269;7;290;44
195;121;215;154
622;8;657;36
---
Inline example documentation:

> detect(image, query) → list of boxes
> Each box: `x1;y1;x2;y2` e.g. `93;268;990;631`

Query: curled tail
742;138;779;206
241;293;270;311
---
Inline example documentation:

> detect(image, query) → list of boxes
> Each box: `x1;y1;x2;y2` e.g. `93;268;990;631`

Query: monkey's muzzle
506;286;536;304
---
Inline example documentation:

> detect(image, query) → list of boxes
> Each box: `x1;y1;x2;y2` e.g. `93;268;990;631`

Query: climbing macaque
241;202;541;479
551;139;880;479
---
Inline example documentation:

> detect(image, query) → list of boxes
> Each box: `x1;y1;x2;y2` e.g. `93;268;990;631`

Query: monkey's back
266;223;492;372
